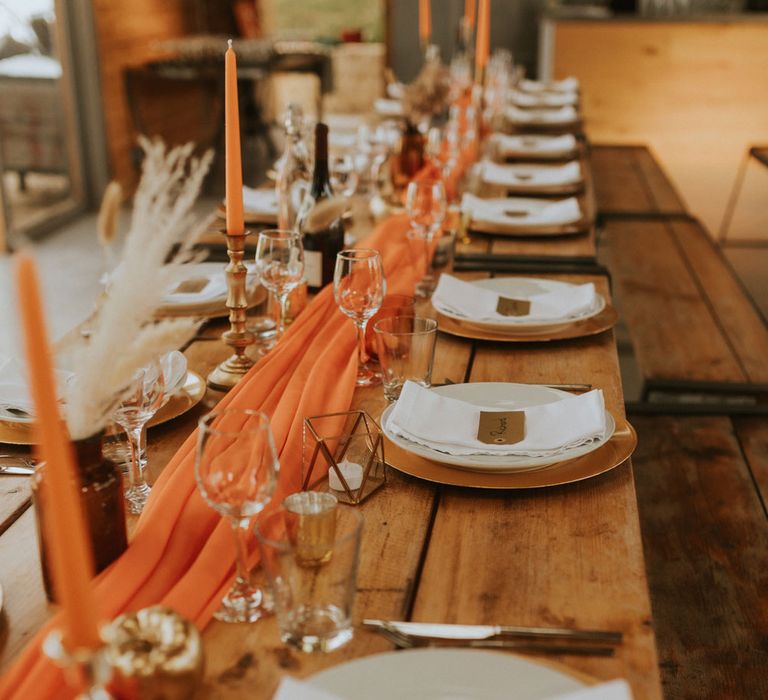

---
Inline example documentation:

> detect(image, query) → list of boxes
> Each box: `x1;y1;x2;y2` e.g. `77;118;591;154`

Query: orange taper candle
15;254;102;651
475;0;490;75
465;0;477;29
225;39;245;236
419;0;431;47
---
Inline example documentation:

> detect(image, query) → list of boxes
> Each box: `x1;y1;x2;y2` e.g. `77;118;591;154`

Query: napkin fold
160;350;188;396
387;381;606;457
520;76;580;93
508;89;578;108
433;274;596;323
0;356;72;419
492;133;577;158
242;186;278;217
506;105;579;125
374;98;404;116
482;160;582;188
461;193;582;228
162;269;229;306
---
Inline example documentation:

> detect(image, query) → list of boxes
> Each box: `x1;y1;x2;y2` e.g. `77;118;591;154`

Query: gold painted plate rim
0;371;206;446
435;305;618;343
383;419;637;490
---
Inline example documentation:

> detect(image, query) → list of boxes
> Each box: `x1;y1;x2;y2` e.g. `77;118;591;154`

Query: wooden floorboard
632;415;768;699
590;145;655;214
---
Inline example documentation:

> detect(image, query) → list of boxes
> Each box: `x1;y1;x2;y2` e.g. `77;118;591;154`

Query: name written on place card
477;411;526;445
496;296;531;317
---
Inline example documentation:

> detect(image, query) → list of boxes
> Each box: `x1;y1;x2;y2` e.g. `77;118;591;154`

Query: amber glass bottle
32;432;128;601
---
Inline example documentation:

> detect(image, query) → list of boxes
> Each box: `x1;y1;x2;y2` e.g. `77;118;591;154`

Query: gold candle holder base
207;230;257;392
43;629;113;700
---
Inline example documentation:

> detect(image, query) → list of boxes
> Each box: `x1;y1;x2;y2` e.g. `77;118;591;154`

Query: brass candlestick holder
43;629;113;700
207;230;257;391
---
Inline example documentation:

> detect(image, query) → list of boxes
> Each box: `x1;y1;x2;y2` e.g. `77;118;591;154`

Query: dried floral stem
64;138;213;439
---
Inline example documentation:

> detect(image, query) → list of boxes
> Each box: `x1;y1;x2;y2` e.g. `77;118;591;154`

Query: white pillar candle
329;460;364;491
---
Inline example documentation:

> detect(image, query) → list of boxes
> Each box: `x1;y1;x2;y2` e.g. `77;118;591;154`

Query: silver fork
375;622;614;657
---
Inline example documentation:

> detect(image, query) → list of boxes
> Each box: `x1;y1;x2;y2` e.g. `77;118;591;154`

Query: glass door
0;0;86;248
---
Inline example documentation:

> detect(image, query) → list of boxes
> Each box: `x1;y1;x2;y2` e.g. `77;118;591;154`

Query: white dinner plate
307;648;587;699
464;197;583;229
381;383;615;472
432;277;605;333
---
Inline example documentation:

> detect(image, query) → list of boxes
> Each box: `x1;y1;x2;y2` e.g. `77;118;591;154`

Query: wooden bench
601;216;768;413
590;145;688;219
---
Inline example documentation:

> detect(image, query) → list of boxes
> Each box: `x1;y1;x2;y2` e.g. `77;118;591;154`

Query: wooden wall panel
552;20;768;236
92;0;193;190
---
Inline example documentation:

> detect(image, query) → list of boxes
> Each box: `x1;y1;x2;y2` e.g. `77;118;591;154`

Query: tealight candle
329;460;364;492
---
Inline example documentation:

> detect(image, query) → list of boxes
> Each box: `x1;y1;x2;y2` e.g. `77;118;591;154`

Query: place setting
479;159;585;196
504;105;581;130
460;192;590;237
378;378;636;490
430;273;618;342
489;133;580;162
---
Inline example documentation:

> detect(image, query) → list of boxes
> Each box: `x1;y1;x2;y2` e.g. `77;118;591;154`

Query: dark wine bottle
296;122;345;293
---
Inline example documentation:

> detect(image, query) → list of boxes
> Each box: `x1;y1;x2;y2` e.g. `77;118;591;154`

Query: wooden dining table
0;150;662;699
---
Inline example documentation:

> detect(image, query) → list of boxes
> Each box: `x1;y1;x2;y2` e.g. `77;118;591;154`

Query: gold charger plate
0;372;206;446
469;217;590;237
383;418;636;490
502;181;584;196
435;305;618;343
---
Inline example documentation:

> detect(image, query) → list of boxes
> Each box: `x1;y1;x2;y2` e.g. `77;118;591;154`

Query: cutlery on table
363;620;623;646
0;456;36;476
433;380;592;393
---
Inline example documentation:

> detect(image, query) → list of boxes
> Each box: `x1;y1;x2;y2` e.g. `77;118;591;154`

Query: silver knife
0;464;34;476
363;619;622;644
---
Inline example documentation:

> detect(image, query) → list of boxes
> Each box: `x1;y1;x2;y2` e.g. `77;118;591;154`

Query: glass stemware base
125;482;151;515
215;577;273;623
355;361;381;387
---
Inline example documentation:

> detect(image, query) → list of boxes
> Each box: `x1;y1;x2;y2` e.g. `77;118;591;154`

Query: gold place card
496;296;531;317
477;411;526;445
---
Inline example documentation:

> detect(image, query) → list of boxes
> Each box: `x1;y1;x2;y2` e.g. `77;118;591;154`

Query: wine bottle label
305;249;323;288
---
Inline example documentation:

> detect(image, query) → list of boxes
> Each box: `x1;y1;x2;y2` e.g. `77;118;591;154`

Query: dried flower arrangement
402;53;451;126
63;138;213;439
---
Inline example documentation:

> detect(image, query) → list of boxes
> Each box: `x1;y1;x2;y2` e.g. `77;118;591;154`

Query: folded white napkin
549;680;633;700
374;98;404;116
461;193;582;228
387;381;606;457
520;77;580;93
242;186;278;216
273;678;341;700
506;105;579;125
482;160;582;188
508;89;578;108
0;356;72;419
493;133;578;157
160;350;188;396
162;271;228;306
433;274;596;323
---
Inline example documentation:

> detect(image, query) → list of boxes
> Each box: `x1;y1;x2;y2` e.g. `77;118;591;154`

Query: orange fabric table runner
0;214;419;699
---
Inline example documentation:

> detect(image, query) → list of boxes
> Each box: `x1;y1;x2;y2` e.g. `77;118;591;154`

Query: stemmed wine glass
333;249;385;386
195;408;279;623
254;230;305;345
405;179;447;298
112;360;164;514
